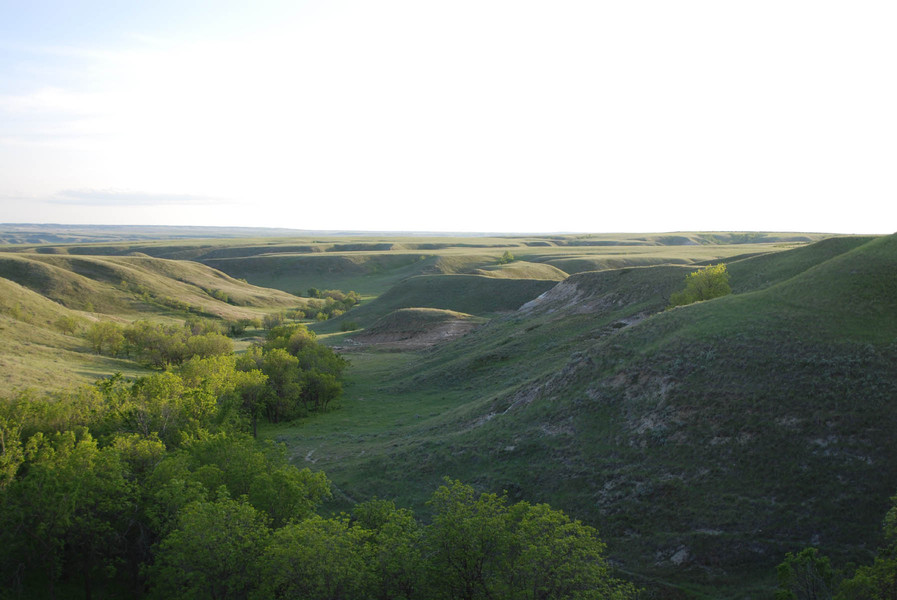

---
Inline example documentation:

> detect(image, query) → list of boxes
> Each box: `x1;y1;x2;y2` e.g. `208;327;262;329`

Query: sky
0;1;895;234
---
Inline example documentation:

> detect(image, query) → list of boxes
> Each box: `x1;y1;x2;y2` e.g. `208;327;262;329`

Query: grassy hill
4;229;880;596
0;252;304;394
0;253;300;318
3;232;830;299
314;274;558;333
269;233;897;597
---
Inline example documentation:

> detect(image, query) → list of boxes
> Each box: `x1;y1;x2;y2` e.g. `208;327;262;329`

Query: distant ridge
0;224;839;246
0;224;568;244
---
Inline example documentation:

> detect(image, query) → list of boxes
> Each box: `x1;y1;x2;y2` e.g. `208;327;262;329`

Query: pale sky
0;1;894;234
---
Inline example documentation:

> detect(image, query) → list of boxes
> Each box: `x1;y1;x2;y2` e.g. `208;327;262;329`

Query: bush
497;250;515;265
340;321;360;332
669;263;731;307
263;312;285;330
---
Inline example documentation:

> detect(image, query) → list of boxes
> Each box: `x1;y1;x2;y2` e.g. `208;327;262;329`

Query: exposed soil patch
347;308;482;350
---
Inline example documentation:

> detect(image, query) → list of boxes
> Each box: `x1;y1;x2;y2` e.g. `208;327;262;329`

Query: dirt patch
350;318;480;350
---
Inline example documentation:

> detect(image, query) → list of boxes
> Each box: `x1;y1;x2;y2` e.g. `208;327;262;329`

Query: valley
1;227;894;598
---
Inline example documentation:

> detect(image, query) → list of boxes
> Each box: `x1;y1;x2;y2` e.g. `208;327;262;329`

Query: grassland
5;228;887;598
0;251;304;393
259;233;896;597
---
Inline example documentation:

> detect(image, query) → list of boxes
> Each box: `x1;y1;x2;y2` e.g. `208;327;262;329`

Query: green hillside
3;232;829;300
271;234;897;597
0;252;304;393
4;229;882;597
314;274;557;333
0;253;300;318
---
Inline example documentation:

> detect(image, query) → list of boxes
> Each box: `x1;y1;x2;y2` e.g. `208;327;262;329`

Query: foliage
149;490;271;600
0;428;134;598
85;321;125;355
83;319;235;367
776;547;835;600
340;320;360;331
837;495;897;599
668;263;731;307
263;312;285;330
258;515;373;600
0;373;636;600
54;314;82;335
497;250;515;265
427;478;637;600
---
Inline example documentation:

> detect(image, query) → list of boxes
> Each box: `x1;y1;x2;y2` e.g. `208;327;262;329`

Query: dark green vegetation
775;494;897;599
0;328;633;599
265;233;895;597
4;228;894;598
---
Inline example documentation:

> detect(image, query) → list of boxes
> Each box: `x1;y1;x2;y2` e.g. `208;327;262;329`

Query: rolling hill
0;253;303;393
274;233;897;597
3;228;884;597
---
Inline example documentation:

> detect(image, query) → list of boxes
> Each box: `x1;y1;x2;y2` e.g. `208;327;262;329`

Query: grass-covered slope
201;252;437;296
471;260;569;280
3;233;829;301
316;274;557;332
0;252;304;394
0;277;150;392
0;253;300;318
274;234;897;597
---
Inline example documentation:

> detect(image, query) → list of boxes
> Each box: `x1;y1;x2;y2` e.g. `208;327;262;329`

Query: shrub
340;321;360;332
669;263;731;307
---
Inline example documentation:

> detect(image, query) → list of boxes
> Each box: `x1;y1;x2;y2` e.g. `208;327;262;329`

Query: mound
352;308;483;349
0;253;299;318
0;255;124;312
327;274;557;329
471;261;568;280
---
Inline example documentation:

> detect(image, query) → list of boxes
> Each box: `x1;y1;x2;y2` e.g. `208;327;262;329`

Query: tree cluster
85;319;234;368
777;495;897;599
497;250;516;265
304;288;362;321
0;353;635;600
236;323;348;427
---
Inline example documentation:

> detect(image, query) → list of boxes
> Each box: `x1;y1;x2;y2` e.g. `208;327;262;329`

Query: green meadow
3;228;896;598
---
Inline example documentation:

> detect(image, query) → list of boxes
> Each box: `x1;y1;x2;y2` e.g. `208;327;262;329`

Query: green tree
257;515;373;600
669;263;731;307
260;348;303;422
156;432;331;527
301;370;342;413
426;479;636;600
776;547;835;600
504;501;636;599
838;495;897;599
85;321;125;355
0;413;24;489
263;312;285;330
0;429;134;599
54;314;81;336
498;250;515;265
149;490;270;600
353;498;426;600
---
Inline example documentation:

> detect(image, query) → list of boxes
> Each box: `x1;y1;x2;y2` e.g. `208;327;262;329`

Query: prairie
5;228;891;597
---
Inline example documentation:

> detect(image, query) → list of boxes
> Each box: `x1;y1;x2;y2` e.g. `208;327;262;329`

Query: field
4;227;894;598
